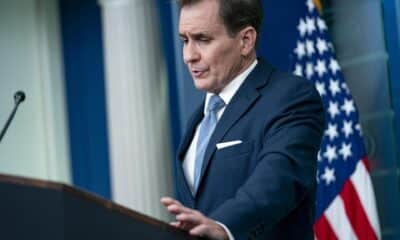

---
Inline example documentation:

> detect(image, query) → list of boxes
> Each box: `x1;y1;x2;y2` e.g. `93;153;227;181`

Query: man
161;0;325;239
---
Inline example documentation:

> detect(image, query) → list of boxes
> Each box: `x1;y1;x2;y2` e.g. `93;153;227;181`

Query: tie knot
207;95;225;113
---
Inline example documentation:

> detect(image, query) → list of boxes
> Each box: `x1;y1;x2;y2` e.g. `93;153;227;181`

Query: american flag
291;0;381;239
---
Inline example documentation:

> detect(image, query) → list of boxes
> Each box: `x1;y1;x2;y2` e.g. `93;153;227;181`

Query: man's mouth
191;69;208;78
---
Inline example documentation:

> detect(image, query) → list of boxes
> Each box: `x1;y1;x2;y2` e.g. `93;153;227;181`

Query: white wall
0;0;70;183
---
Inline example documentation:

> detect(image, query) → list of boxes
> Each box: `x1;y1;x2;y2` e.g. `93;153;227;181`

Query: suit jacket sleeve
209;75;325;237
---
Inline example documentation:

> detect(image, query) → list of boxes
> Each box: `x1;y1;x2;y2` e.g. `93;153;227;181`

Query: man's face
179;0;245;93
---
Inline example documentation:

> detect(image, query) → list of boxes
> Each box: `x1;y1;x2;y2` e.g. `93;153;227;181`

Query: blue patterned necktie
193;94;225;193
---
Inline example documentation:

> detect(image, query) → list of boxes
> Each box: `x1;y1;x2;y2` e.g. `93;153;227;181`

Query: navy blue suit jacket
175;59;325;240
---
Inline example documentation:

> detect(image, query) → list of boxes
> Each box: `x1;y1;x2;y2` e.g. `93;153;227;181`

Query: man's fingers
170;221;186;229
190;222;229;240
161;197;193;215
162;199;194;215
189;224;210;237
170;211;205;231
161;197;218;237
172;204;196;213
176;212;203;225
161;198;228;239
170;221;180;227
160;197;182;207
170;220;196;231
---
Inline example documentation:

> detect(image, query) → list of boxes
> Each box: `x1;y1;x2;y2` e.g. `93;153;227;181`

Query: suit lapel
176;102;204;201
177;103;204;162
196;60;274;196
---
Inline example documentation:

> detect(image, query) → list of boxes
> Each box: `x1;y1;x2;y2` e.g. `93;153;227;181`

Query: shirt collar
204;59;258;114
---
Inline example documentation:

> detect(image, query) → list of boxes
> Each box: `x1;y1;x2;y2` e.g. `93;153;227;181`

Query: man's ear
239;26;257;56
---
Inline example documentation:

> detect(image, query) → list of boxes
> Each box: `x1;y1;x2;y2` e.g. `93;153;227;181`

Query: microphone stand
0;91;26;143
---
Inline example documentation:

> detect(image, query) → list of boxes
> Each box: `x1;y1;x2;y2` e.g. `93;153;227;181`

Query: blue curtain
59;0;111;199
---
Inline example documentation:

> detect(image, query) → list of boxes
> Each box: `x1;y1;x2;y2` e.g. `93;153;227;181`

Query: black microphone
0;91;26;143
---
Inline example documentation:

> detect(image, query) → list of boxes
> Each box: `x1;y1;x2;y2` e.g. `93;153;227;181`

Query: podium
0;174;201;240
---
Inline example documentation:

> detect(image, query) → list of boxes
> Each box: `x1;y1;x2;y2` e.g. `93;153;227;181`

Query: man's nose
183;42;200;64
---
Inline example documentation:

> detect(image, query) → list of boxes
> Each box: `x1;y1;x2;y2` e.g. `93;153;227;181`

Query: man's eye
199;38;210;42
180;38;188;44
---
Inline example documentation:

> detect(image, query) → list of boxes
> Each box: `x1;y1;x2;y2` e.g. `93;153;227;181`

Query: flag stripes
315;159;380;240
351;159;381;236
324;196;358;239
314;215;338;240
342;175;378;239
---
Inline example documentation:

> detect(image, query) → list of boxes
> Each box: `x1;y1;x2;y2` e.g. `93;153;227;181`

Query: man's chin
195;85;221;94
193;79;222;93
193;80;210;91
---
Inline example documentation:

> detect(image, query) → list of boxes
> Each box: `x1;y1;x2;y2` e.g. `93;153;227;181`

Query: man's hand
161;197;228;240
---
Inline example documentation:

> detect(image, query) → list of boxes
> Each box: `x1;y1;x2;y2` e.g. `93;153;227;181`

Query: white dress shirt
182;60;258;240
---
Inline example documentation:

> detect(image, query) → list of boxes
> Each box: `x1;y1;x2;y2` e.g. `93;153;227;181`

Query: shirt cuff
216;221;235;240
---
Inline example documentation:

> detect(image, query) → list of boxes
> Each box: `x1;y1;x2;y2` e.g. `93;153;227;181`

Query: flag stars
306;62;314;79
315;59;327;77
329;79;341;97
329;58;341;75
342;120;354;138
306;39;315;56
324;145;338;163
294;41;306;59
341;98;355;116
317;17;327;32
328;101;340;119
316;38;328;55
339;142;352;161
328;43;335;51
315;81;326;97
317;150;323;162
306;17;316;35
298;18;307;37
306;0;315;13
294;64;303;77
325;123;338;141
321;167;336;185
355;123;363;136
341;82;350;94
